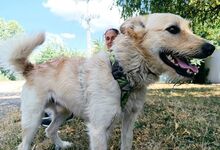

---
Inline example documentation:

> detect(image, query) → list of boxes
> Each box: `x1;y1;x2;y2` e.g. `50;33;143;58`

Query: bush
33;45;85;64
0;18;24;80
0;67;16;80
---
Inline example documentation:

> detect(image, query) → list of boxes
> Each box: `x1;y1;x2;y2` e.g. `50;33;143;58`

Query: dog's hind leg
18;86;46;150
45;105;73;149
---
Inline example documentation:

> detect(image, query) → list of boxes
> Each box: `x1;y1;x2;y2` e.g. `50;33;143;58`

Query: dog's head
120;13;215;78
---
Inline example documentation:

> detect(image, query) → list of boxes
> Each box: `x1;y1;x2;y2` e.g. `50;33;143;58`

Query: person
104;28;119;50
41;28;119;127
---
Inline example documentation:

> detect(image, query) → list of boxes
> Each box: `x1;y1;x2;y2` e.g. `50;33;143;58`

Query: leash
108;51;133;110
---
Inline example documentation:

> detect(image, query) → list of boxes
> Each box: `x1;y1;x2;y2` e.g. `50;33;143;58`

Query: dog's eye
166;25;180;34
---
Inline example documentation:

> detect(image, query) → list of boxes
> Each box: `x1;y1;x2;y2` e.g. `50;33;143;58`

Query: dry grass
0;83;220;150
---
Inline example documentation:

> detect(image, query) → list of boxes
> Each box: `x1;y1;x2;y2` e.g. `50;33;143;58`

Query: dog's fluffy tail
0;32;45;77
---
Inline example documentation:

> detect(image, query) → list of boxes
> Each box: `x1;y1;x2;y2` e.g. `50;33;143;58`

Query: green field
0;84;220;150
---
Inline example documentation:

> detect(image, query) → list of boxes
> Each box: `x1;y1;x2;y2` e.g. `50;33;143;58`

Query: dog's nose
202;43;215;56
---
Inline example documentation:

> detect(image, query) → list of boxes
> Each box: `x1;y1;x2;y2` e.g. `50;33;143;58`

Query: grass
0;84;219;150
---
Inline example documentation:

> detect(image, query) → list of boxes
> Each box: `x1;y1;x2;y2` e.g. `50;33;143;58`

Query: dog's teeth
167;55;172;60
187;69;190;73
170;58;176;64
187;69;192;74
167;55;176;64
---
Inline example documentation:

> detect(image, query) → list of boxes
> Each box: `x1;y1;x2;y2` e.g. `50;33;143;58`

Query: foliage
0;73;9;81
190;59;204;66
0;67;16;80
92;39;107;54
33;43;85;64
0;18;24;80
0;18;24;40
188;59;211;84
116;0;220;44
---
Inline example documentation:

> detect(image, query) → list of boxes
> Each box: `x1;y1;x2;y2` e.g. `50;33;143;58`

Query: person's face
105;30;118;49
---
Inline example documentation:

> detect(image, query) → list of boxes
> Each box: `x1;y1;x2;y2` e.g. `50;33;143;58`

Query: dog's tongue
176;58;199;73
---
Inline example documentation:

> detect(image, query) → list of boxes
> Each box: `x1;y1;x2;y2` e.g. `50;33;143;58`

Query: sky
0;0;124;52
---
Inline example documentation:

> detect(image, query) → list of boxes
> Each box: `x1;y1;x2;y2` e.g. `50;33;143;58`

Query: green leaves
33;45;85;64
116;0;220;45
0;18;24;80
92;39;107;54
190;59;204;66
0;18;24;40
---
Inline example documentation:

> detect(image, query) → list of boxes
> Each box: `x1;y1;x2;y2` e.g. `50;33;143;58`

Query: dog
0;13;215;150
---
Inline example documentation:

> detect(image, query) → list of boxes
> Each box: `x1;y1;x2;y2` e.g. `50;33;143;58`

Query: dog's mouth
159;51;199;78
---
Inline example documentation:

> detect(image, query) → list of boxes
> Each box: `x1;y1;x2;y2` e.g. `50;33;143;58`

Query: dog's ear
120;16;147;39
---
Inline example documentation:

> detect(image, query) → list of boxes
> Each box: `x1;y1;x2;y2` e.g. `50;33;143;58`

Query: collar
108;52;133;110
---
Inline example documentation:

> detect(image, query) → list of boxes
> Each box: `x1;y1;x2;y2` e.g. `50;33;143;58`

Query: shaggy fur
0;13;215;150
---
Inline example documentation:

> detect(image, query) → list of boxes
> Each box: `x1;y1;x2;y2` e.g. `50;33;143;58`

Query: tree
0;18;24;80
92;39;107;54
33;42;85;64
116;0;220;44
0;18;24;40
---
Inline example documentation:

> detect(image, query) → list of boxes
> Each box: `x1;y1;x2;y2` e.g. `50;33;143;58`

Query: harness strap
109;52;133;110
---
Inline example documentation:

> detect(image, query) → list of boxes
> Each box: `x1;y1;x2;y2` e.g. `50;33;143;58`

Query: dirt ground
0;81;24;119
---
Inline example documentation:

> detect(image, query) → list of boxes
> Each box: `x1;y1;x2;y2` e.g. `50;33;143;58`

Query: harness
108;52;133;110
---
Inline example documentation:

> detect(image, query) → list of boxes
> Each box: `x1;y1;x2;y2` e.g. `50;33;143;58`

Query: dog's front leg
120;90;145;150
121;108;140;150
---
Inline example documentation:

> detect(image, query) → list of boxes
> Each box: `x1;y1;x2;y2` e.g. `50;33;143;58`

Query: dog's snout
202;43;215;56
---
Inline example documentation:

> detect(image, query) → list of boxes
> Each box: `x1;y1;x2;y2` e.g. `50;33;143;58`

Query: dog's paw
17;143;22;150
62;141;73;148
55;141;73;150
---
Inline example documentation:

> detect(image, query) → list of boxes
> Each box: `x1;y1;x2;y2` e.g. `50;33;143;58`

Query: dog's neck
111;35;163;88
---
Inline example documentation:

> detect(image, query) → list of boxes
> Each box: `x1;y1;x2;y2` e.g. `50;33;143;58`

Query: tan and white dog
0;13;215;150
